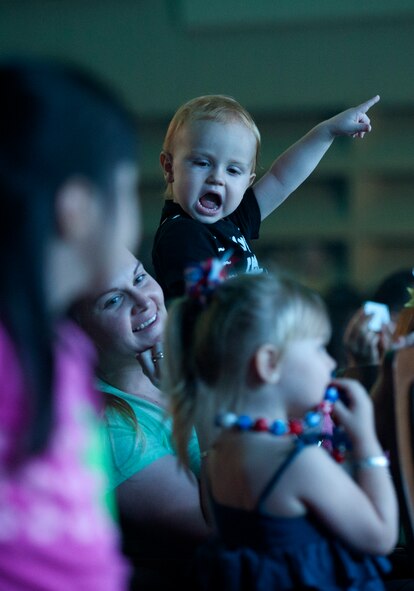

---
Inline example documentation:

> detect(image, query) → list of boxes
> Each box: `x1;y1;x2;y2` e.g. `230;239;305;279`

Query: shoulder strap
256;439;305;513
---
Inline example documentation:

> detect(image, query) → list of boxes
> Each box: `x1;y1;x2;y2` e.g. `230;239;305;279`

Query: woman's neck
97;361;165;406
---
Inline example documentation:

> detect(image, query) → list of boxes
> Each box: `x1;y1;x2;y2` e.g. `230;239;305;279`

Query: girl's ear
254;343;280;384
160;151;174;183
248;172;256;187
55;178;102;241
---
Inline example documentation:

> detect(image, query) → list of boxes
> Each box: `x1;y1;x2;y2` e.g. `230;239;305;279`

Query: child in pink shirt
0;59;140;590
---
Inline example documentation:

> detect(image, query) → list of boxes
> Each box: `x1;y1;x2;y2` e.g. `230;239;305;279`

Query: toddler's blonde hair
162;95;261;197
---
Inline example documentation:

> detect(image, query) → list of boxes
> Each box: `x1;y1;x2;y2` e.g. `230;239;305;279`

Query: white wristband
354;455;389;469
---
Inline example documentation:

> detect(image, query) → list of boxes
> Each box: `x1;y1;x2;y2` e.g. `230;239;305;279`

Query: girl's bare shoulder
208;432;304;509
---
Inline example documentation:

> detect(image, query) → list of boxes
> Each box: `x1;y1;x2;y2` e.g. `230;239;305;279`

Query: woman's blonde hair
162;95;261;197
162;271;331;465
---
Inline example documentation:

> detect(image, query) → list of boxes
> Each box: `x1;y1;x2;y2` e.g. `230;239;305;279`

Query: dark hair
0;58;139;457
372;269;414;313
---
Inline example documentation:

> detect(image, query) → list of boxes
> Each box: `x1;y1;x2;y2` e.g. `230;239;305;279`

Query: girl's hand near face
292;376;397;555
330;378;383;457
136;343;164;388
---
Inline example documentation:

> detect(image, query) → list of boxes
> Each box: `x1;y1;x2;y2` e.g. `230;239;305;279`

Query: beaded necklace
214;386;351;462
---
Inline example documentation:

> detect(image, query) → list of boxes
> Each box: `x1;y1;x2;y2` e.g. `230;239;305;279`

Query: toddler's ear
254;344;280;384
160;151;174;183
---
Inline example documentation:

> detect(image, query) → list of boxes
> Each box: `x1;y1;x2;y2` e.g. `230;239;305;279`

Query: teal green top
98;379;201;490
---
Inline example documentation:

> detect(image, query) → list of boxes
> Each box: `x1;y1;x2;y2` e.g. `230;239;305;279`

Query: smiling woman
74;248;210;591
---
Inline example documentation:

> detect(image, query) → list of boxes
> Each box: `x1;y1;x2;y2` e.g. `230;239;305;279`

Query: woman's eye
103;295;122;309
133;273;146;286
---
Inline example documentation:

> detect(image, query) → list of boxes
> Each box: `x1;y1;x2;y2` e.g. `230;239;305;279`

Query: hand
330;378;379;450
393;331;414;350
343;306;393;366
325;95;380;139
136;343;164;388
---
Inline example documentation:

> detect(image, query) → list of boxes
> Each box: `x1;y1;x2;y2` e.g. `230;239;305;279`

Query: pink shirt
0;321;129;590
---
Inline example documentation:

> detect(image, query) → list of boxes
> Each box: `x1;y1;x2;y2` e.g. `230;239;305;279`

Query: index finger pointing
357;94;380;114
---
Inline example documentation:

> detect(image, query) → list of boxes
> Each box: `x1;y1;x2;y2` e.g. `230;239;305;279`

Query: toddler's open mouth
198;192;222;213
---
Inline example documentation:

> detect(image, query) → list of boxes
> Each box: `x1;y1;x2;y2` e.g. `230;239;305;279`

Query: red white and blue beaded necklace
214;386;351;462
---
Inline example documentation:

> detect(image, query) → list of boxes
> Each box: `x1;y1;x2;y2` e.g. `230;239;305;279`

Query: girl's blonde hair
162;271;331;465
162;95;261;197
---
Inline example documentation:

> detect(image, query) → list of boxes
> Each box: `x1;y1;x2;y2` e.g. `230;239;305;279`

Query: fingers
330;377;373;429
357;94;380;114
392;331;414;350
350;95;379;139
352;115;371;138
152;342;164;361
136;342;164;388
331;377;367;401
331;398;351;424
136;349;154;376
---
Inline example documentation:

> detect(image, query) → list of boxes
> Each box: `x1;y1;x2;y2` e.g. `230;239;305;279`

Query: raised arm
254;95;380;220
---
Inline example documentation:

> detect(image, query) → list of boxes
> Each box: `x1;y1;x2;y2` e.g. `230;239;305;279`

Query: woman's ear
254;343;280;384
55;177;101;242
160;151;174;183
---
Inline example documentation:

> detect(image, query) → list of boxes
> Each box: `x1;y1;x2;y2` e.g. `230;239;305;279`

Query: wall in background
1;0;414;294
1;1;414;115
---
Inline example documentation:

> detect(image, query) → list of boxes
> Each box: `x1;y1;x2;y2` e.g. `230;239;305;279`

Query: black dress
197;442;391;590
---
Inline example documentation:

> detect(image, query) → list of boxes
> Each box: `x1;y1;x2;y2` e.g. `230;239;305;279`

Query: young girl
162;265;398;590
0;59;140;590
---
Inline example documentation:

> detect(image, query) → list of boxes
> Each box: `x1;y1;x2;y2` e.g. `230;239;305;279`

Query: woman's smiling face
82;249;167;363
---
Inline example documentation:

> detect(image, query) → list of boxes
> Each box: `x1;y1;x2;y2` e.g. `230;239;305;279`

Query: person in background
163;266;397;590
0;58;140;590
153;93;380;300
341;269;414;390
75;248;210;591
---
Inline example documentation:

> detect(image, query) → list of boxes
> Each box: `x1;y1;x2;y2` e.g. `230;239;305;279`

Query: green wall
1;1;414;293
1;1;414;117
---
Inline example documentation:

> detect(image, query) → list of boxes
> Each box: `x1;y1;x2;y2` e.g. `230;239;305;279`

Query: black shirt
152;187;263;300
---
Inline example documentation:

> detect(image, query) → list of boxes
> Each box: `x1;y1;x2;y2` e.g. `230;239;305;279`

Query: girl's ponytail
163;298;203;466
163;258;230;465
